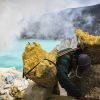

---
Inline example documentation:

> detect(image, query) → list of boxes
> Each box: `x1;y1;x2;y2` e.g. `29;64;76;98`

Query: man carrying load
23;41;92;100
56;43;91;99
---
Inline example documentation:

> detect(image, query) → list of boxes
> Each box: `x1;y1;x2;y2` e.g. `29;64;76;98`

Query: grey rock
0;90;6;95
23;82;53;100
5;74;15;84
0;97;4;100
4;84;11;89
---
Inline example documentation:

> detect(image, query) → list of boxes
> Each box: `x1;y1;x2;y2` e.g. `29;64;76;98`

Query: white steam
0;6;21;52
0;0;100;52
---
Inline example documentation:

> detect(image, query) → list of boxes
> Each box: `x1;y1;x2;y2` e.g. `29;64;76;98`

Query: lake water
0;39;60;70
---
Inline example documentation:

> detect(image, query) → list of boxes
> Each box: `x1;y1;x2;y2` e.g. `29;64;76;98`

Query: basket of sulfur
75;29;100;65
22;42;57;88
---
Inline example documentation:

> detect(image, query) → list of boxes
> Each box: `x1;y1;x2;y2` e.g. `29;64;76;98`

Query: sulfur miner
72;29;100;99
22;41;90;99
22;30;100;100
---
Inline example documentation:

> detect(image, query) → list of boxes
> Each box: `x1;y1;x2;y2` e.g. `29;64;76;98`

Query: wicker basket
23;42;58;88
25;66;57;88
84;44;100;65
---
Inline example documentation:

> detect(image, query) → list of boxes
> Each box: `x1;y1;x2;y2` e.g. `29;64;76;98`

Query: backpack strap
57;48;76;57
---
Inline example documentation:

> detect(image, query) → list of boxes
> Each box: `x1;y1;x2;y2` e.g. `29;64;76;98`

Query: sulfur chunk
22;42;58;87
75;29;100;45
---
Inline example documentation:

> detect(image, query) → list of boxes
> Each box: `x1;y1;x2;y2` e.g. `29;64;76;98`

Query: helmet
78;54;91;70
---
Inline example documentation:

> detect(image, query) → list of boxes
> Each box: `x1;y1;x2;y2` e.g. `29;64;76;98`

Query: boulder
23;81;53;100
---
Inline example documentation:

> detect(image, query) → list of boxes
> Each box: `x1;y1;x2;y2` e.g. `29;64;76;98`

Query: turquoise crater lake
0;39;60;70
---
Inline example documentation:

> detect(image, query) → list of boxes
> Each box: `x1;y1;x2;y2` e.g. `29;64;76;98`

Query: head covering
78;54;91;70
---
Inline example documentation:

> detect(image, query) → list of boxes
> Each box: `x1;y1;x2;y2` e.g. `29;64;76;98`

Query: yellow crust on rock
22;42;58;78
75;29;100;45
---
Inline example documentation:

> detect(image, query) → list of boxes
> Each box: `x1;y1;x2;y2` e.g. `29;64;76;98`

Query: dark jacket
56;48;83;98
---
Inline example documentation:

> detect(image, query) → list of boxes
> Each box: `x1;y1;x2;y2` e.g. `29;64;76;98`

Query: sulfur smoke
0;0;100;52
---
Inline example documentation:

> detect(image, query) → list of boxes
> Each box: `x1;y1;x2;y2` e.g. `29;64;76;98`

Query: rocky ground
0;65;100;100
0;67;71;100
0;67;28;100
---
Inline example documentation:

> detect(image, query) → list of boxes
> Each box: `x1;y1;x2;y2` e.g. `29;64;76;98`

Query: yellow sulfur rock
10;86;25;99
22;42;47;75
75;29;100;45
22;42;58;87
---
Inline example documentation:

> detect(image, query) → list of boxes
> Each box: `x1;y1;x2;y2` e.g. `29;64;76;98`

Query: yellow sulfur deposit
10;86;25;99
75;29;100;45
34;49;57;77
22;42;47;76
22;42;58;87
